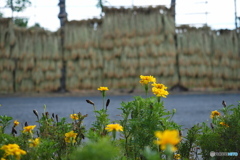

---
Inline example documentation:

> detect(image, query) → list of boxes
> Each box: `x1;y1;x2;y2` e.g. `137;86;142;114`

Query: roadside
0;88;239;98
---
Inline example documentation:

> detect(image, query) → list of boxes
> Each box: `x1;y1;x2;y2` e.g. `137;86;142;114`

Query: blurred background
0;0;240;94
0;0;240;31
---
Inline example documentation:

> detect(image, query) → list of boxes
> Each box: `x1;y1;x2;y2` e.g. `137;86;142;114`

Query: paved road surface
0;92;239;134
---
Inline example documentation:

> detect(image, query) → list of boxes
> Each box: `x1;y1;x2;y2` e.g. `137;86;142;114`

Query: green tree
5;0;31;18
5;0;31;27
96;0;109;17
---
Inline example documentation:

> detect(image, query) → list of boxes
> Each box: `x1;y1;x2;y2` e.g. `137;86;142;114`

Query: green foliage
119;96;181;159
143;146;163;160
0;115;13;133
178;125;201;159
196;101;240;160
86;97;111;141
0;80;240;160
14;18;28;27
69;137;120;160
91;109;110;138
5;0;31;13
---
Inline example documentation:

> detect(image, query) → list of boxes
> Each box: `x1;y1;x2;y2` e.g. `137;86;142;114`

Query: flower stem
112;130;116;141
144;84;148;97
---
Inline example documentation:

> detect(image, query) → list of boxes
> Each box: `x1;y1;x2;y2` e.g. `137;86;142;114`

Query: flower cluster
65;130;78;143
29;137;40;148
139;75;156;85
70;114;79;120
210;110;220;118
13;120;20;127
152;83;169;98
139;75;169;98
23;125;36;134
154;130;181;152
0;144;26;160
220;122;229;127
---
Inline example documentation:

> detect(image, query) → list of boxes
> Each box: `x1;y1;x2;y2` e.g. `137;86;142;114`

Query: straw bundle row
16;58;35;71
0;18;15;58
15;70;31;83
35;80;60;92
12;27;61;60
102;6;167;38
177;29;212;56
64;20;100;51
0;79;13;92
15;79;34;92
180;76;210;88
0;70;13;81
35;60;60;71
162;14;175;35
213;32;239;58
0;58;15;71
178;54;211;67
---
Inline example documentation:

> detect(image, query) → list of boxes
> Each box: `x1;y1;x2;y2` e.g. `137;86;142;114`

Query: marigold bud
106;99;110;110
33;110;39;118
86;99;94;105
222;100;227;107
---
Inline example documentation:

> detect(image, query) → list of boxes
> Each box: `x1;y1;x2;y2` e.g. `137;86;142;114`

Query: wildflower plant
196;101;240;159
0;75;239;160
86;87;111;141
118;76;180;159
97;86;109;109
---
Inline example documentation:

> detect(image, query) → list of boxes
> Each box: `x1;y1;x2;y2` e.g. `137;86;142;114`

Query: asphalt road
0;92;239;134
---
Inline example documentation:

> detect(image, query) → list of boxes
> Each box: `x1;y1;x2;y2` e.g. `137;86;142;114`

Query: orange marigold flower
13;120;20;127
97;87;109;91
105;124;123;132
210;110;221;119
139;75;156;85
220;122;229;127
29;138;40;147
70;114;79;120
174;154;181;159
65;131;78;143
0;143;26;160
152;83;167;90
23;125;36;134
154;130;181;152
152;87;169;98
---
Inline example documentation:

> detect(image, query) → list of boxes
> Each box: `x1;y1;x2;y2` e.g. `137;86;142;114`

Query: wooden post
170;0;176;22
58;0;67;92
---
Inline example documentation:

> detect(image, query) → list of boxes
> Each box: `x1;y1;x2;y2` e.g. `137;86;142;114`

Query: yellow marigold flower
29;138;40;147
154;130;181;152
210;110;221;119
152;83;167;90
70;114;79;120
23;125;36;134
65;131;78;143
97;87;109;91
174;154;181;159
0;144;26;160
139;75;156;85
14;120;20;127
152;87;169;98
220;122;229;127
105;124;123;132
